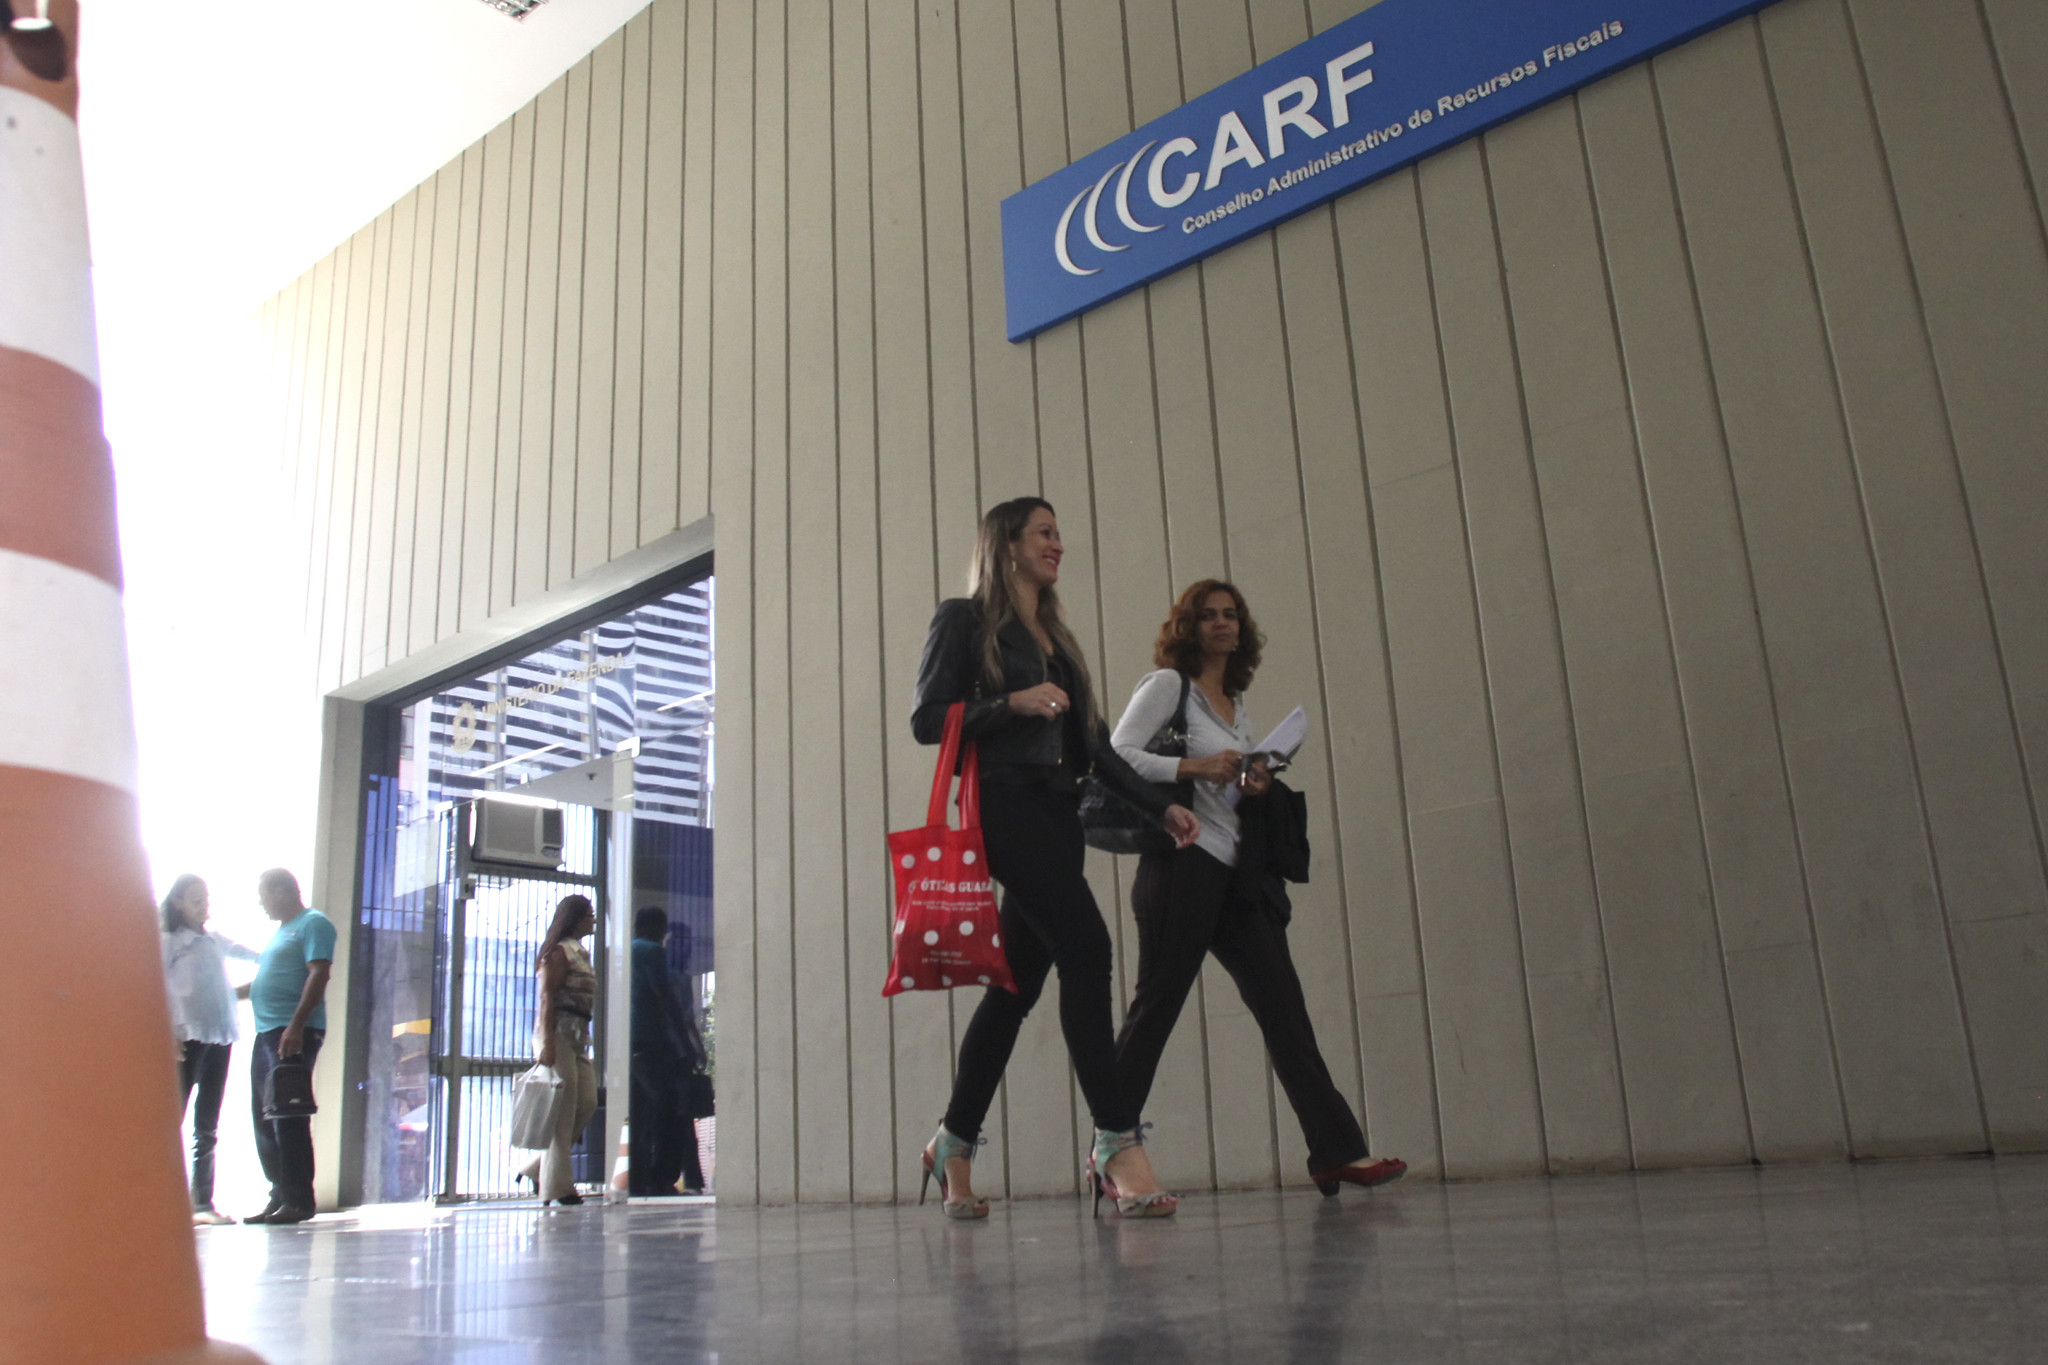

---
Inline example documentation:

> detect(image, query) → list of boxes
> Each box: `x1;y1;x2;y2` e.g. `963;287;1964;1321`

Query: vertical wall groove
1757;10;1993;1144
1570;91;1759;1164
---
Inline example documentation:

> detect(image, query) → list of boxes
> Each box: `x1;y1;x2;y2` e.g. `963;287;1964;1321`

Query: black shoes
246;1201;316;1225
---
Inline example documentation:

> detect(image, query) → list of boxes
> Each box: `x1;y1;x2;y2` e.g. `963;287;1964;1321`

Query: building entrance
350;572;714;1204
442;804;609;1201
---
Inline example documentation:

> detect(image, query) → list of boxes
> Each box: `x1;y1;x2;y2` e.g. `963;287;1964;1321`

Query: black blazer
1234;778;1311;924
912;597;1171;819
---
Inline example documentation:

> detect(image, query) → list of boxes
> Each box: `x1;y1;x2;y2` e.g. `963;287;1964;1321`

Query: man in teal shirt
240;868;335;1224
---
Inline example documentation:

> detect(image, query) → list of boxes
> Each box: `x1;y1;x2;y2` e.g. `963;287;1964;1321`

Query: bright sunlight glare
76;0;646;922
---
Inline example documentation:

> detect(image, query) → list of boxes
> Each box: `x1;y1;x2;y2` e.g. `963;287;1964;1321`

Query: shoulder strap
927;702;966;827
1172;672;1193;736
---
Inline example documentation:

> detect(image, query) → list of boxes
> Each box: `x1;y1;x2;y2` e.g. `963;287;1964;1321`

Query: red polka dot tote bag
884;702;1017;997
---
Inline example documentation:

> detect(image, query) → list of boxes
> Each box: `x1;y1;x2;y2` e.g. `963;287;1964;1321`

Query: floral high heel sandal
921;1126;990;1220
1087;1125;1178;1219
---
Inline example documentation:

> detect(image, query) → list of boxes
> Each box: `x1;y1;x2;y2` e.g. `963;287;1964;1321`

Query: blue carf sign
1001;0;1781;342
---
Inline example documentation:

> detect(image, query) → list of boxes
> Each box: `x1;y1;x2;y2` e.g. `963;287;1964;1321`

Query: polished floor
198;1155;2048;1363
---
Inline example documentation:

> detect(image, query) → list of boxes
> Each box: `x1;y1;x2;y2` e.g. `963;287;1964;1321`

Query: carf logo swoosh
1000;0;1783;343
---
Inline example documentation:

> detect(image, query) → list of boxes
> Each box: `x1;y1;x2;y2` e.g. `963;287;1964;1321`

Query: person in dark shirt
629;907;704;1195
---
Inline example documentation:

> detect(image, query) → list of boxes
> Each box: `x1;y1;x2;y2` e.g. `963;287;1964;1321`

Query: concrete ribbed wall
261;0;2048;1202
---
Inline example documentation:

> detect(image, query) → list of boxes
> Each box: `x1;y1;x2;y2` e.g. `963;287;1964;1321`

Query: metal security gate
431;803;609;1202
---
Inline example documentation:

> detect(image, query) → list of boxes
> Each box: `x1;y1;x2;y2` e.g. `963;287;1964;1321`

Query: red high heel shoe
1311;1156;1407;1197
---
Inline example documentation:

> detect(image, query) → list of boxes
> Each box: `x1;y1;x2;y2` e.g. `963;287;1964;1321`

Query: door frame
431;801;609;1202
312;520;712;1209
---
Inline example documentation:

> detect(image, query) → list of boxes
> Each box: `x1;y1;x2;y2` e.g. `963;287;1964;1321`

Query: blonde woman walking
909;497;1199;1218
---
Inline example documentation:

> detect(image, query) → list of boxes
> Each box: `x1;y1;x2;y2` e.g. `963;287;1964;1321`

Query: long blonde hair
967;497;1098;724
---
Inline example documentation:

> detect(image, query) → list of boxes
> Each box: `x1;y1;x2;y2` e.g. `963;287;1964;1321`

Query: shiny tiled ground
198;1156;2048;1363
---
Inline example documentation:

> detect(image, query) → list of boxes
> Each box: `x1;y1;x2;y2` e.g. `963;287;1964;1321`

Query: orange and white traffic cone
0;5;263;1362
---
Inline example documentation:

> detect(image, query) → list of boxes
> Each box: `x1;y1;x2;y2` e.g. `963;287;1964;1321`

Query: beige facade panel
1577;61;1847;1164
1983;0;2048;229
436;147;483;643
409;162;463;657
276;0;2048;1204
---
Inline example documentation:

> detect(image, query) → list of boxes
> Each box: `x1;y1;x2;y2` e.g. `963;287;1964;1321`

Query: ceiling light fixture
477;0;552;18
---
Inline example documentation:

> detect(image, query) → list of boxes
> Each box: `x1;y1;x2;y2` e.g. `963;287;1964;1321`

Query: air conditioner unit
471;799;565;870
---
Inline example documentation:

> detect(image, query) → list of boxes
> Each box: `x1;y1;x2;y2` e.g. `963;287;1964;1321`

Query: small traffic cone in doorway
0;5;264;1361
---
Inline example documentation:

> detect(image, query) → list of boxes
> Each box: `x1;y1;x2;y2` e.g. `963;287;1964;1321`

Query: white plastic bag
509;1064;564;1150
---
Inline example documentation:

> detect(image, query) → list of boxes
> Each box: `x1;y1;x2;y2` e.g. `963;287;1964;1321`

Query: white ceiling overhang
77;0;653;311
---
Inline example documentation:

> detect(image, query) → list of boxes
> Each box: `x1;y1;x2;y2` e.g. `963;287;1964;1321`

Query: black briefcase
263;1059;319;1120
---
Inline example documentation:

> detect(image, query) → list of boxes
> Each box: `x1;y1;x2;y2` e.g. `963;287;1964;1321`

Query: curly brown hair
1154;579;1263;694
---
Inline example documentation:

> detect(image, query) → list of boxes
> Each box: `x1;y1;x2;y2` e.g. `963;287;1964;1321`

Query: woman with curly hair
1110;579;1405;1196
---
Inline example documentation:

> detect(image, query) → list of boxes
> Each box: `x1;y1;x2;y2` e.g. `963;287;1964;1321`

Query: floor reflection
197;1155;2048;1363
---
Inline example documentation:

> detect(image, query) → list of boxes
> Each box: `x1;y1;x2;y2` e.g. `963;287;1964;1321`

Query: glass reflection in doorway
355;576;715;1203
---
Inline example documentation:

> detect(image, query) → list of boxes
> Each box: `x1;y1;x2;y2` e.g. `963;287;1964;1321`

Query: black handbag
683;1071;715;1121
1080;673;1193;855
262;1058;319;1120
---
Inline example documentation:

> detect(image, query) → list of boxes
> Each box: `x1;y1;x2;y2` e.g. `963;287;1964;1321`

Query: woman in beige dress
521;894;601;1205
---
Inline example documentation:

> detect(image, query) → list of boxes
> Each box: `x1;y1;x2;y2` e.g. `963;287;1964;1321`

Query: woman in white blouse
159;874;259;1224
1110;580;1406;1196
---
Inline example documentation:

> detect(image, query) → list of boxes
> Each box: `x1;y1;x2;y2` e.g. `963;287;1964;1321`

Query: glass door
431;805;606;1201
351;571;715;1203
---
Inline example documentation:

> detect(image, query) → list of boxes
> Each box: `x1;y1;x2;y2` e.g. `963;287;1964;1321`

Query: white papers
1252;706;1307;764
1224;706;1308;809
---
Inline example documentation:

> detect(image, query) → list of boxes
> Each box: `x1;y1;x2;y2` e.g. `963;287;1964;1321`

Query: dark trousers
1116;845;1368;1176
943;783;1138;1142
250;1026;324;1210
676;1114;705;1193
630;1051;705;1194
177;1040;233;1210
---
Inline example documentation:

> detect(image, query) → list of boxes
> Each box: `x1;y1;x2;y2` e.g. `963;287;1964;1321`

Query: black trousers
177;1040;233;1210
250;1026;324;1210
942;782;1138;1142
1116;845;1368;1176
630;1050;705;1194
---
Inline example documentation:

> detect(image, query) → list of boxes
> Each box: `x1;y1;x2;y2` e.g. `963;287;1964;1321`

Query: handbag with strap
262;1057;319;1121
1079;672;1193;856
883;701;1018;997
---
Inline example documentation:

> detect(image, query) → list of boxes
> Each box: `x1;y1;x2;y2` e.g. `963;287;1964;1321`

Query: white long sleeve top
1111;668;1256;868
161;928;260;1046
